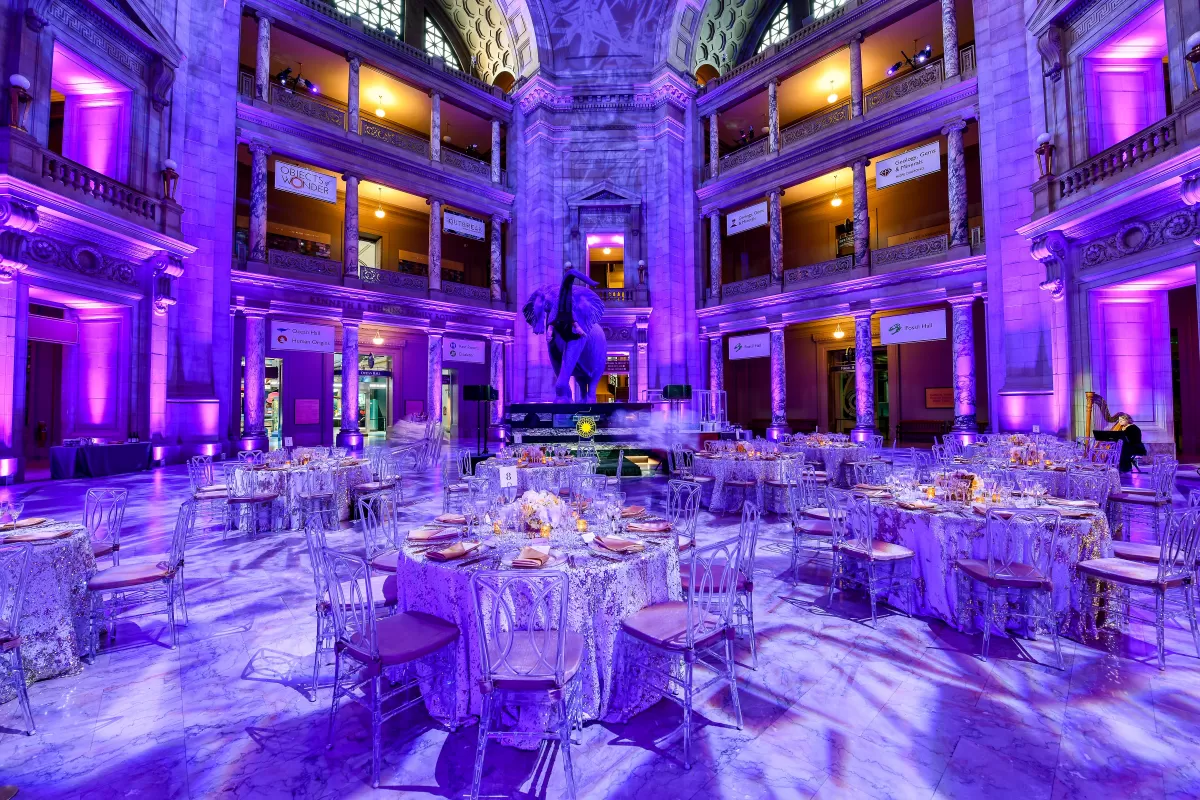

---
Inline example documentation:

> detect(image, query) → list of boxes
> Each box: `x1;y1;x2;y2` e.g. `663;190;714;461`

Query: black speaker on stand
463;385;499;456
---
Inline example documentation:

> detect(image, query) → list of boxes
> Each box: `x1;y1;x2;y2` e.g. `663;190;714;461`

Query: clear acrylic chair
718;460;756;514
681;502;761;667
469;570;583;800
826;488;917;626
225;464;279;539
1066;467;1112;508
953;508;1065;669
786;463;834;580
188;456;227;522
442;448;473;513
297;463;338;527
1079;507;1200;670
322;547;459;787
852;460;891;487
84;488;128;567
238;449;264;464
621;532;745;769
358;490;403;575
666;479;702;552
606;448;627;489
87;499;193;656
0;542;34;734
1108;459;1176;544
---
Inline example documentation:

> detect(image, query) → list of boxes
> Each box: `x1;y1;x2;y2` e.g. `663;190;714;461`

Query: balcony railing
864;59;944;114
267;249;341;278
717;137;770;173
781;100;850;147
270;83;347;129
441;147;490;179
783;254;855;286
1057;114;1178;201
721;274;774;300
958;44;976;75
598;286;649;305
441;281;493;301
41;152;161;223
360;266;429;292
872;234;949;268
360;117;431;158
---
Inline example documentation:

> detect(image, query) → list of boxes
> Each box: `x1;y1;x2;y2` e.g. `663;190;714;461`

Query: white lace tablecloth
254;461;373;527
797;445;866;487
0;523;94;704
867;502;1112;636
989;465;1121;499
475;461;586;494
692;455;794;511
396;533;681;747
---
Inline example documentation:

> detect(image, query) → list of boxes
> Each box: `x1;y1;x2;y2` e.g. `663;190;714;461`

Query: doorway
826;346;888;435
442;369;457;441
23;340;63;478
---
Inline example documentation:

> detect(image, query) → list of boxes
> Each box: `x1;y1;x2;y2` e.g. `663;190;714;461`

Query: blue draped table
49;442;152;479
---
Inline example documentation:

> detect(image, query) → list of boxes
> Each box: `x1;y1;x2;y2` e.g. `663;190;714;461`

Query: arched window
813;0;850;19
425;16;461;69
756;5;789;54
335;0;404;34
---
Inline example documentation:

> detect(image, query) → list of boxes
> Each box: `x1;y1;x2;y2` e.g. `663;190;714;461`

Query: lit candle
925;486;936;500
576;518;588;532
492;521;501;535
540;523;551;538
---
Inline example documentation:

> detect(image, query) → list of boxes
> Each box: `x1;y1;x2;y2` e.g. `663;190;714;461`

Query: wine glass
7;501;24;527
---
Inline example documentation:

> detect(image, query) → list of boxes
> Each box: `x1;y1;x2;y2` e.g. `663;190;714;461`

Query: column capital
705;207;721;219
242;306;269;319
341;172;360;184
851;156;870;169
769;187;784;199
247;139;271;157
346;52;363;67
766;321;788;332
490;212;510;224
941;118;968;136
341;319;361;331
850;304;874;320
946;291;978;307
255;11;272;25
767;77;778;89
429;89;441;100
427;197;442;208
848;32;863;44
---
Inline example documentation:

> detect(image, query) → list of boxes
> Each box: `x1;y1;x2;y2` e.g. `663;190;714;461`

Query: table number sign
498;466;518;488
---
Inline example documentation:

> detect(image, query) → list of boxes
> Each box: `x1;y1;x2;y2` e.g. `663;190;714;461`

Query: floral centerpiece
499;490;568;536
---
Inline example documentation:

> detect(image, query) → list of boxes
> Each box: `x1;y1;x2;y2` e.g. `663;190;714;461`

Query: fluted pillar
254;14;272;102
767;324;788;439
944;119;969;248
849;34;863;117
768;189;783;284
337;321;363;449
851;311;876;442
851;158;870;268
948;296;977;440
430;91;441;162
343;173;359;279
708;114;719;177
708;210;722;299
241;309;269;451
491;120;502;183
247;141;270;264
427;332;444;422
428;199;442;291
941;0;960;80
767;79;779;153
489;215;503;300
346;54;361;133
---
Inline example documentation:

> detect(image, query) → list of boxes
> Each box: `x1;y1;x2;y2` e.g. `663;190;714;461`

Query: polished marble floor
1;464;1199;799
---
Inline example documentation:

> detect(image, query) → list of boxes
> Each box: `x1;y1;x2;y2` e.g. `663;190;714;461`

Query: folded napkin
898;501;940;512
0;517;48;531
435;513;467;525
426;541;482;562
854;484;890;492
627;520;671;533
596;536;645;554
5;527;72;542
408;526;458;542
972;505;1013;519
621;505;646;518
1045;498;1099;509
512;545;552;568
857;490;892;499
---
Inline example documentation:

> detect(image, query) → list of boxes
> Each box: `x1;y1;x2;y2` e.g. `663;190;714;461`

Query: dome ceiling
536;0;678;74
436;0;518;82
692;0;769;74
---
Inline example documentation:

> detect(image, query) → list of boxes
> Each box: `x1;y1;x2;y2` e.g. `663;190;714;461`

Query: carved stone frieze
872;234;949;267
1080;209;1198;267
49;0;150;78
26;234;137;285
784;255;854;286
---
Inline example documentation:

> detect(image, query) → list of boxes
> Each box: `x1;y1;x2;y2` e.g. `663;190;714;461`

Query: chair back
300;462;336;496
852;460;890;486
983;508;1061;583
187;455;216;490
574;474;608;505
1189;488;1200;508
167;499;196;574
321;548;380;661
737;501;762;583
389;444;423;476
784;462;820;520
666;479;702;543
1066;467;1112;507
576;442;598;461
330;446;348;460
611;449;626;487
669;445;695;479
826;488;877;557
1159;508;1200;585
265;450;288;467
357;490;400;560
470;570;571;688
681;534;745;648
1149;459;1178;501
238;449;264;464
83;488;127;551
0;543;32;638
302;511;333;602
1090;439;1121;468
229;465;259;498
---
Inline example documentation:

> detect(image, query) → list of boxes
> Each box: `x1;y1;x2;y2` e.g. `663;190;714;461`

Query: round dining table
474;458;592;495
0;521;94;704
395;521;680;747
252;459;373;527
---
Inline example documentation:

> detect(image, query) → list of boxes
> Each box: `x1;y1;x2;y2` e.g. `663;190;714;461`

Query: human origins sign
270;321;335;352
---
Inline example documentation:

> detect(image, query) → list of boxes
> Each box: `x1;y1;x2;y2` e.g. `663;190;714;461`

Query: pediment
42;0;185;68
567;180;642;208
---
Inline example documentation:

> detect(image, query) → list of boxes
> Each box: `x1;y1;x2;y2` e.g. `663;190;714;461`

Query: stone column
254;14;272;102
430;91;441;162
491;120;502;183
940;0;959;80
708;210;722;299
346;54;361;133
337;321;363;449
849;34;863;117
241;309;269;451
767;79;780;153
428;199;442;291
851;158;870;268
489;215;503;301
708;114;719;177
427;332;444;422
247;141;270;265
851;311;876;442
768;189;783;284
944;119;969;248
342;173;359;279
767;324;788;439
948;296;977;440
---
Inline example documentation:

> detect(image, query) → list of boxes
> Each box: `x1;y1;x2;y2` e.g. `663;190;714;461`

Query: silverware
454;553;490;569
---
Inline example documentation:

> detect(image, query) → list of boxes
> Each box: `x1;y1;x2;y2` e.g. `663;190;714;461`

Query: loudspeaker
463;384;498;402
662;384;692;400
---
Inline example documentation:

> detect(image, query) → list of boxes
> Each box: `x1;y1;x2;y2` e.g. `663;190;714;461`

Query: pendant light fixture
826;77;839;105
374;187;385;219
375;94;385;118
830;174;843;208
833;322;846;340
371;331;385;346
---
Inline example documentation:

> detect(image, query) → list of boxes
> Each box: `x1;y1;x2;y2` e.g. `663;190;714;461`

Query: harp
1084;391;1130;434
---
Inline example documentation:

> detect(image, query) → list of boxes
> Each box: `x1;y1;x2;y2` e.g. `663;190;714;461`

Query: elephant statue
523;268;608;403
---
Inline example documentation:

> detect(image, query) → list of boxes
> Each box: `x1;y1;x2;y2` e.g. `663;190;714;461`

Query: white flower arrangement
501;489;566;532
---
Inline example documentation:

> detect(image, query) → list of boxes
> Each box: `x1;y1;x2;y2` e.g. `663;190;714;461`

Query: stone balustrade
871;234;950;268
267;249;341;278
41;151;161;224
1057;115;1178;201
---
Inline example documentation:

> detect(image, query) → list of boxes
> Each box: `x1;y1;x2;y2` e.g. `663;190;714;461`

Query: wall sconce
637;259;647;286
1187;33;1200;91
161;158;179;201
8;74;31;131
1035;132;1055;178
833;323;846;340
